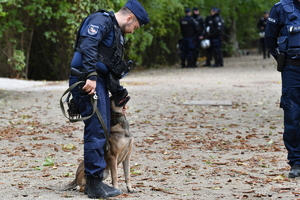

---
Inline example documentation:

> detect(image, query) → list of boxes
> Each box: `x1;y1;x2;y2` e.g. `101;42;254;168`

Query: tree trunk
25;28;34;80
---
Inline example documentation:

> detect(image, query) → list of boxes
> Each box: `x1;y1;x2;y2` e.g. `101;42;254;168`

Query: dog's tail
47;179;78;191
60;179;78;191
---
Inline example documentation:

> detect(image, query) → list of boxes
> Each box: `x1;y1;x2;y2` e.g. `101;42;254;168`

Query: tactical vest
278;0;300;57
75;10;124;69
180;16;197;38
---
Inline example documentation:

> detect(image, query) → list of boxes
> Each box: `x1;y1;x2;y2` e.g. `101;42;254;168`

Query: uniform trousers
69;75;110;178
281;65;300;166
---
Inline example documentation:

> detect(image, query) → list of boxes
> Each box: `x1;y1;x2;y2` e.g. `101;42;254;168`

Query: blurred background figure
192;7;205;67
179;8;198;68
203;7;224;67
257;11;270;59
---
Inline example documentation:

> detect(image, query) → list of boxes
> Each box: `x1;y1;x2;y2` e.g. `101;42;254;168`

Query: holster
70;68;86;93
106;72;119;94
276;49;285;72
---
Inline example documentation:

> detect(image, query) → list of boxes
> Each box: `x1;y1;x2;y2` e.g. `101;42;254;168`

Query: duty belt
285;59;300;66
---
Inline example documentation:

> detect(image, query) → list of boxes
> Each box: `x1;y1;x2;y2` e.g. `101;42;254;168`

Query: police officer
203;7;224;67
257;11;270;59
265;0;300;178
69;0;149;198
179;8;198;68
192;7;205;67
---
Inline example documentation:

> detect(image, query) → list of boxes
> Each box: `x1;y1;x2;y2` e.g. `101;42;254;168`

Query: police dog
60;93;135;193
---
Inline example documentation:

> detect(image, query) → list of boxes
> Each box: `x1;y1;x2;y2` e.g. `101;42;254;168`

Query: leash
60;81;110;150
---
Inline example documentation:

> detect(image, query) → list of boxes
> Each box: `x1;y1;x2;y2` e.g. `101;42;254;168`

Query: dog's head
110;89;130;113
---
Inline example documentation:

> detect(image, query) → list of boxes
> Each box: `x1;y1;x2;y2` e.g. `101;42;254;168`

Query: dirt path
1;55;299;200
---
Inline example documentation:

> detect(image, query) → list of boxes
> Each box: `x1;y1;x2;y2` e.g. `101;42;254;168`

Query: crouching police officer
68;0;149;198
265;0;300;178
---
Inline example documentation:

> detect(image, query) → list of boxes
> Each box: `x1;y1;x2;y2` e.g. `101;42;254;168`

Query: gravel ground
1;55;299;200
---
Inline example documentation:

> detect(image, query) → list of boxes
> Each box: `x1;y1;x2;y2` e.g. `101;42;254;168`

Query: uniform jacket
204;13;224;38
193;14;205;37
257;17;268;31
265;0;300;59
74;11;124;79
180;15;197;38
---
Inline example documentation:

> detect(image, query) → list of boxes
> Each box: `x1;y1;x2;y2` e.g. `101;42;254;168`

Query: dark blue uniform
69;11;123;178
179;12;197;68
257;13;270;59
203;10;224;67
265;0;300;177
67;0;149;198
192;9;205;66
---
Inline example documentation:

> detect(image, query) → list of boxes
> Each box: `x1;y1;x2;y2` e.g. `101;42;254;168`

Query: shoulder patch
87;24;99;35
267;17;276;24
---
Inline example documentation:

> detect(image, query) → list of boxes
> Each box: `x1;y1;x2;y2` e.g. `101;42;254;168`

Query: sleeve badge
87;24;99;35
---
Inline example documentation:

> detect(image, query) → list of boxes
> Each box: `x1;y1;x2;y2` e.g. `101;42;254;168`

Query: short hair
119;6;134;15
119;6;138;23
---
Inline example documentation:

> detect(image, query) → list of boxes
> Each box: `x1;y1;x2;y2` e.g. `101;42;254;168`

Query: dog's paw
127;187;137;193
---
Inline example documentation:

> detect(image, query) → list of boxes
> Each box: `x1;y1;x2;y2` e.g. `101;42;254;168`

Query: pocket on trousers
84;140;105;164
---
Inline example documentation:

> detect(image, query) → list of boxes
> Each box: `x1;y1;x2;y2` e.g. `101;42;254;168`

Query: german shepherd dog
60;94;135;193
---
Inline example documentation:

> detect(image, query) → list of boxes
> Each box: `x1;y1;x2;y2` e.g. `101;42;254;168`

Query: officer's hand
82;79;96;95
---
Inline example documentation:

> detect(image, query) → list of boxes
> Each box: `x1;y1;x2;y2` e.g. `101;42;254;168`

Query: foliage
8;50;26;72
42;157;55;166
0;0;279;80
194;0;278;52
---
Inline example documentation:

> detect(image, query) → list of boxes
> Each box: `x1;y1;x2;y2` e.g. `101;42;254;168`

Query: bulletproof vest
180;16;196;37
75;10;124;69
193;15;204;33
279;0;300;57
98;11;124;69
261;18;267;28
208;15;223;36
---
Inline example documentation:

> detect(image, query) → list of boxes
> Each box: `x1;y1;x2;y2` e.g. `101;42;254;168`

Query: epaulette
102;12;110;17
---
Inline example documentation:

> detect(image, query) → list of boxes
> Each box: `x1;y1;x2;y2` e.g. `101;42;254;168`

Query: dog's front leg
110;156;119;189
123;157;136;193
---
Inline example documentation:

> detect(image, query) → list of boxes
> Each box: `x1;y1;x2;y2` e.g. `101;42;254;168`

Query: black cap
185;8;191;13
124;0;150;26
211;7;221;13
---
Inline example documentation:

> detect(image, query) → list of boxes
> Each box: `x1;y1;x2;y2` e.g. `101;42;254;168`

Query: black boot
187;58;194;68
181;59;186;68
289;164;300;178
85;176;122;199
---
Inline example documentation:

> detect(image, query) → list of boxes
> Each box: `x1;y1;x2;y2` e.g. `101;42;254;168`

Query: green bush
0;0;278;80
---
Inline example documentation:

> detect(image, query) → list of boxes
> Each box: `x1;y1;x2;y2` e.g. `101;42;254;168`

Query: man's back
180;15;197;38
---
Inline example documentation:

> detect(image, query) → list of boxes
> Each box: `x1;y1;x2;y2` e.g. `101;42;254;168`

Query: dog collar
111;115;126;126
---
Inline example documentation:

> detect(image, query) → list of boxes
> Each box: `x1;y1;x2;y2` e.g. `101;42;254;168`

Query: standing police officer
203;7;224;67
69;0;149;198
192;7;205;67
179;8;198;68
265;0;300;178
257;11;270;59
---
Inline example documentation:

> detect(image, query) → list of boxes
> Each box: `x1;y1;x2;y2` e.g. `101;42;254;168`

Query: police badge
87;24;99;35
